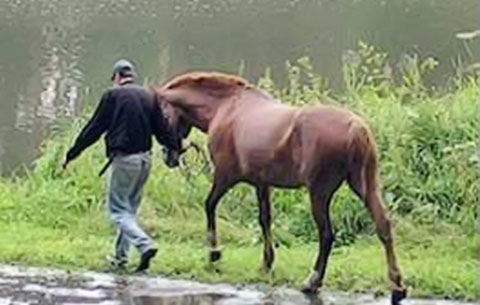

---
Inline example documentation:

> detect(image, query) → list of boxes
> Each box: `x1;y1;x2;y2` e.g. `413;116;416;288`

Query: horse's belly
241;135;305;187
258;170;304;188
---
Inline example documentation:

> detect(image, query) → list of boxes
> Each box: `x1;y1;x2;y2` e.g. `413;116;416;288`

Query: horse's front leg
205;179;231;262
256;185;274;271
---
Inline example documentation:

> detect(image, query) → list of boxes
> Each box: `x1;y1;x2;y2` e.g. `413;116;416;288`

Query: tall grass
0;42;477;249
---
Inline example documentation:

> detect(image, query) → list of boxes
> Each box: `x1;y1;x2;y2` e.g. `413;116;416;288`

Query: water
0;0;479;174
0;264;476;305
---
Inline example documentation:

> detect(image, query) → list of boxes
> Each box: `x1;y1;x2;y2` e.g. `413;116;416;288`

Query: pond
0;0;478;174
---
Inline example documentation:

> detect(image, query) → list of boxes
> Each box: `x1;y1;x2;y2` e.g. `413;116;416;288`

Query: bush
0;42;477;247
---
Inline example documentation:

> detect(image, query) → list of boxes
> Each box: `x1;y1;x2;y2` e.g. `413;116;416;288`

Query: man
63;59;179;272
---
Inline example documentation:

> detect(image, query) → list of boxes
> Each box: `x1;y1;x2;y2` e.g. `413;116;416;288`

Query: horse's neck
189;106;212;133
190;87;267;132
249;87;275;101
187;92;232;132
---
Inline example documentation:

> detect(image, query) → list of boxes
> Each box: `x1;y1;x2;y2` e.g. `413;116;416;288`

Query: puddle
0;264;476;305
132;293;225;305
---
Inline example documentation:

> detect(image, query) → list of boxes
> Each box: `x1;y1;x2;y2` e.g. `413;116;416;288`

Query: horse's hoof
259;263;273;275
261;258;274;272
391;288;407;305
301;271;321;295
300;285;318;295
209;249;222;262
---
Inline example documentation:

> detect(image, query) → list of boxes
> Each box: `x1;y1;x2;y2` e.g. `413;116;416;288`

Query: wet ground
0;265;475;305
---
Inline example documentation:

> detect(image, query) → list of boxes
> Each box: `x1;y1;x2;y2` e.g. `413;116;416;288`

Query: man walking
63;59;179;272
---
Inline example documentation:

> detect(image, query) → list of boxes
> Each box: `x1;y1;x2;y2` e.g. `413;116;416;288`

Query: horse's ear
150;86;165;100
150;88;159;102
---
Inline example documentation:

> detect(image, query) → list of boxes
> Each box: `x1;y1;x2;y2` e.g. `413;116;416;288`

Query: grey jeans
106;151;155;263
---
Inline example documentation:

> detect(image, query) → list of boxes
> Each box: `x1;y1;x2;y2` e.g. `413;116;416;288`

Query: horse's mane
162;72;252;94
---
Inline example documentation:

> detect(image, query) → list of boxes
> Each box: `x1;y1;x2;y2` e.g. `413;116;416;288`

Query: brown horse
153;72;407;304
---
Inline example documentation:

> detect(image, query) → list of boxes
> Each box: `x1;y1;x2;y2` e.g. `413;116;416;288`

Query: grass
0;211;477;300
0;43;478;300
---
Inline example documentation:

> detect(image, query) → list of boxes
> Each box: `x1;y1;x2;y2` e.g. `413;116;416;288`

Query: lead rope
178;141;212;183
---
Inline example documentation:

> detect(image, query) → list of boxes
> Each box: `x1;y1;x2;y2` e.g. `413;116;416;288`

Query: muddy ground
0;265;475;305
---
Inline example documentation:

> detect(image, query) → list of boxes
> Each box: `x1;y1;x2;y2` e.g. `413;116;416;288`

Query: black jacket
66;82;179;163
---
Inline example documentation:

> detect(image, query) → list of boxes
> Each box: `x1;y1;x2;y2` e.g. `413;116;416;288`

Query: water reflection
0;0;479;174
126;287;328;305
0;264;478;305
132;293;225;305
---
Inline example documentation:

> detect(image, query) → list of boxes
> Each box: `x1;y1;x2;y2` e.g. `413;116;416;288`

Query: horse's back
239;101;367;186
231;99;300;183
211;86;371;187
206;91;296;181
292;105;363;180
297;105;360;148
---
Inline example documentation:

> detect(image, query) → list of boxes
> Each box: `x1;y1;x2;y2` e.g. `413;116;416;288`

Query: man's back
65;82;178;163
106;84;154;156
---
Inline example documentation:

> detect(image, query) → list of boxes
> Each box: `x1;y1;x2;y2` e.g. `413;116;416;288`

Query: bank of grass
0;46;478;300
0;212;477;300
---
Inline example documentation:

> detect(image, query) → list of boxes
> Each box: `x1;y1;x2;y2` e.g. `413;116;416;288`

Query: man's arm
151;101;181;151
65;92;112;164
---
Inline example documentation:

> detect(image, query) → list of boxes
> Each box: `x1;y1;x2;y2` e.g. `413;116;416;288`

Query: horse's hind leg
302;177;342;294
347;164;406;304
256;185;274;271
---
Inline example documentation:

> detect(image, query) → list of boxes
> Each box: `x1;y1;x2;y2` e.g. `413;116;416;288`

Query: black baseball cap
111;59;137;80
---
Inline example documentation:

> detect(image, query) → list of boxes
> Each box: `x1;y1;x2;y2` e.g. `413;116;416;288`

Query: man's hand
57;156;70;176
62;160;69;171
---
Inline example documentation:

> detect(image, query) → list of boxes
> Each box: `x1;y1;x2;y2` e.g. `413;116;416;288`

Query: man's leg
111;156;148;266
107;153;156;270
106;166;129;269
112;230;129;266
129;152;158;272
112;153;149;265
129;152;150;214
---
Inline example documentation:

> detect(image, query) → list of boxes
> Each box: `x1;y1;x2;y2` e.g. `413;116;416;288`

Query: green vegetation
0;43;478;300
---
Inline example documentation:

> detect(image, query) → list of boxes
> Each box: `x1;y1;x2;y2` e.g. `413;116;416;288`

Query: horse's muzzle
163;148;180;168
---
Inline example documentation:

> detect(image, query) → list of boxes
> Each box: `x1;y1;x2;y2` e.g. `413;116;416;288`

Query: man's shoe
135;248;158;273
106;255;127;272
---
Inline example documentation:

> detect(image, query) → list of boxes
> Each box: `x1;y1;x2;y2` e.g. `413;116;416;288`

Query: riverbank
0;56;478;301
1;264;478;305
0;210;477;300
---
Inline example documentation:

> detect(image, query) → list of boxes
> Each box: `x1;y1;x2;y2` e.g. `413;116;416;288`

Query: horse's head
155;91;193;168
153;72;250;167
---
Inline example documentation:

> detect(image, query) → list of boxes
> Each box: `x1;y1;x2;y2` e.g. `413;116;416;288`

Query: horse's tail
346;116;380;199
